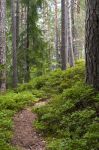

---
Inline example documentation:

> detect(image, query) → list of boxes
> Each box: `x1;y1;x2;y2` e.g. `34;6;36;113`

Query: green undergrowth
30;61;99;150
18;61;85;98
0;91;37;150
0;61;99;150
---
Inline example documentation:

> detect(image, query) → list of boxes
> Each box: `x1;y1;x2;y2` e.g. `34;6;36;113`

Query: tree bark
61;0;67;70
25;1;30;82
0;0;6;92
67;0;75;67
85;0;99;90
11;0;18;88
71;0;78;60
55;0;59;66
16;0;19;51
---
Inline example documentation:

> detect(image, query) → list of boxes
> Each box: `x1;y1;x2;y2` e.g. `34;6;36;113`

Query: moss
0;91;36;150
33;61;99;150
0;61;99;150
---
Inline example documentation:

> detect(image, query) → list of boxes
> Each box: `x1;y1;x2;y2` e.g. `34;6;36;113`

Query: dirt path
12;99;49;150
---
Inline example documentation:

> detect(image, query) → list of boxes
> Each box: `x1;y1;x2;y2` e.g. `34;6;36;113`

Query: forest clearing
0;0;99;150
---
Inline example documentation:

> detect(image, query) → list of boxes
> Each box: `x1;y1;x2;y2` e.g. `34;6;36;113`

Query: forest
0;0;99;150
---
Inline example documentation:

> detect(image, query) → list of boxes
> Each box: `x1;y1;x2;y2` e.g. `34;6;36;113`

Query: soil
12;100;48;150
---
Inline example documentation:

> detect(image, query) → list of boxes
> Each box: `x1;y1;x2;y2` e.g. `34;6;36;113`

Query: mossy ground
32;61;99;150
0;91;37;150
0;61;99;150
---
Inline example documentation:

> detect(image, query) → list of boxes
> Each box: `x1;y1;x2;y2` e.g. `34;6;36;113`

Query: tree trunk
16;0;19;51
61;0;67;70
55;0;59;66
77;0;80;14
0;0;6;92
24;1;30;82
85;0;99;90
11;0;18;88
71;0;78;60
67;0;75;67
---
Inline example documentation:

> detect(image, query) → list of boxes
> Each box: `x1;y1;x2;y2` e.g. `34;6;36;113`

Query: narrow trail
12;99;49;150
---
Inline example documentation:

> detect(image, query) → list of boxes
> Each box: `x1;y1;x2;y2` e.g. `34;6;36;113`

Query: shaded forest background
0;0;85;90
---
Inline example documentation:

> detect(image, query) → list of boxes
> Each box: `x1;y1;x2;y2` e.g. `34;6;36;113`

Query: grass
0;91;37;150
31;61;99;150
0;60;99;150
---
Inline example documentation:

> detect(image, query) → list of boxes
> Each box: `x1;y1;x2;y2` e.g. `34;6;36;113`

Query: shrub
34;62;99;150
0;91;36;150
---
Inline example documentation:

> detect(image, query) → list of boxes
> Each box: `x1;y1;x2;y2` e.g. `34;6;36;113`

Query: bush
33;62;99;150
1;61;98;150
18;61;85;97
0;91;36;150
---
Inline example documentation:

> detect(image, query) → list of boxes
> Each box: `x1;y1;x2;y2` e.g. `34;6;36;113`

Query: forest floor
11;99;49;150
0;61;98;150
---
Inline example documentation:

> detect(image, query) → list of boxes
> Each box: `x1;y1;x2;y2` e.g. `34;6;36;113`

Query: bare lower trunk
85;0;99;90
0;0;6;92
25;2;30;82
11;0;18;88
67;0;75;67
55;0;59;66
71;0;78;61
61;0;67;70
16;0;19;51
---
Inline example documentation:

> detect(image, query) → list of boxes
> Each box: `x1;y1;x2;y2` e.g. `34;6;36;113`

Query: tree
11;0;18;88
71;0;78;60
16;0;19;51
61;0;67;70
0;0;6;92
54;0;59;66
85;0;99;89
25;0;30;82
67;0;75;67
